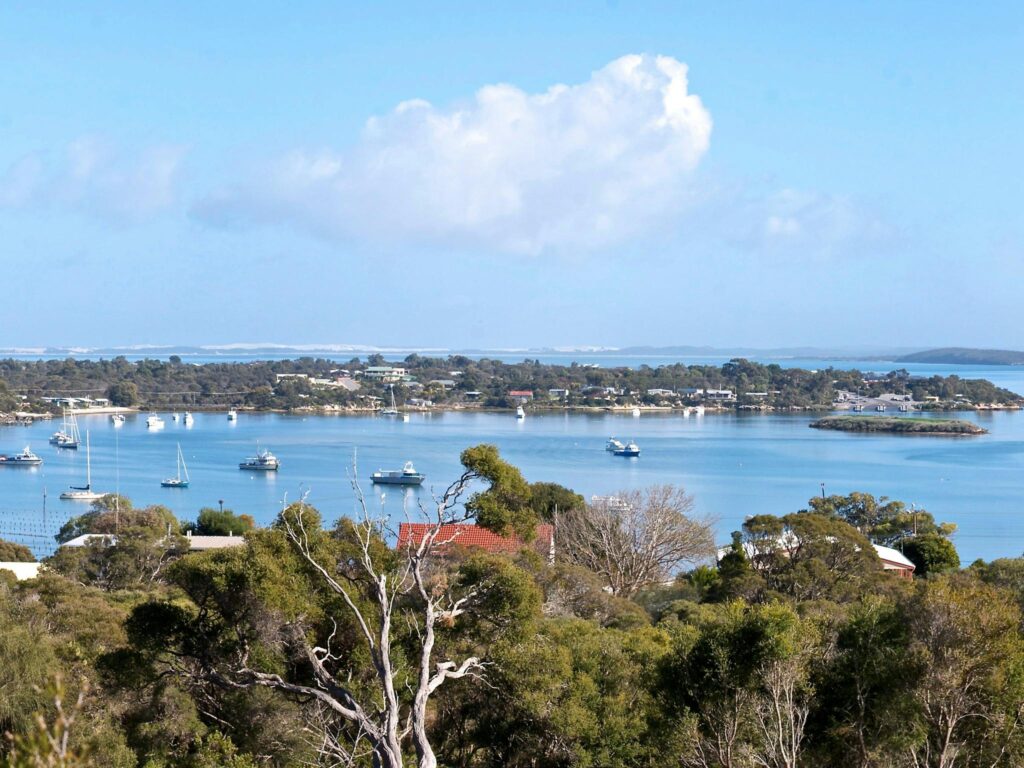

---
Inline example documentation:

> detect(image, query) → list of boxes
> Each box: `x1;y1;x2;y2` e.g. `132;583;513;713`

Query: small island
810;415;987;435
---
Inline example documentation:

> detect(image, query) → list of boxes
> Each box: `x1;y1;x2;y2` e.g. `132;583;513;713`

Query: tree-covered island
810;415;988;435
1;355;1021;418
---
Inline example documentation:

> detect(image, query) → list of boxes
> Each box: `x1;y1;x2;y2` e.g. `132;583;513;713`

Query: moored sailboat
161;443;190;488
60;431;104;501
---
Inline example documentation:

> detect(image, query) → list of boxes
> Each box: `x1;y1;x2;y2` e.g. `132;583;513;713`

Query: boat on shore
371;461;425;486
60;431;104;500
0;446;43;466
613;441;641;457
239;448;278;471
146;413;165;429
161;443;190;488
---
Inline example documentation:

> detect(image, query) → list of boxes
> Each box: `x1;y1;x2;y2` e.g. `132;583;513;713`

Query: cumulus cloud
0;137;186;219
195;54;713;254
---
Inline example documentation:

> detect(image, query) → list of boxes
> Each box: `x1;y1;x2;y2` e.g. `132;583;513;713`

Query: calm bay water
2;409;1022;563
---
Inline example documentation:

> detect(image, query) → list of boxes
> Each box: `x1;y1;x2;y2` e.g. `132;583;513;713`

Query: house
646;388;675;397
408;398;434;408
717;537;916;579
873;544;916;578
275;373;310;382
464;391;483;400
429;379;457;389
362;366;407;383
704;389;735;401
397;522;554;561
508;390;534;401
548;388;569;399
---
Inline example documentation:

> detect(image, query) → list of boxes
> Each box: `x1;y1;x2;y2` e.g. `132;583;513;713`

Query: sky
1;1;1022;350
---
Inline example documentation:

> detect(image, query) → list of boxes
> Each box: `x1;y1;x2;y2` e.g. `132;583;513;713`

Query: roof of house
873;543;916;570
397;522;553;556
0;562;42;581
60;532;247;551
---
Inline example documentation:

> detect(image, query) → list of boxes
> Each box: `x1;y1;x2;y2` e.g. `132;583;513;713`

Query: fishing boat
111;413;126;426
371;461;425;486
239;448;278;471
146;413;165;429
161;444;190;488
60;432;104;500
613;441;641;458
606;437;625;452
49;409;80;449
0;446;43;466
516;405;526;419
183;411;194;425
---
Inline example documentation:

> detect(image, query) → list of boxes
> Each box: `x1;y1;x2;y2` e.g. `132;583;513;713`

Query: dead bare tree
557;485;716;596
218;467;491;768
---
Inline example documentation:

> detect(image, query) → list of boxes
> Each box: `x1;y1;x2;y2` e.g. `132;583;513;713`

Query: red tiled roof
397;523;553;556
508;390;534;397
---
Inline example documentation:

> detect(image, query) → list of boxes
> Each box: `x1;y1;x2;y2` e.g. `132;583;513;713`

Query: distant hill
896;347;1024;366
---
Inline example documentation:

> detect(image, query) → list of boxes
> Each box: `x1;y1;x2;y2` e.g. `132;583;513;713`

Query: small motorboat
146;414;165;429
613;441;641;458
0;446;43;466
111;414;126;426
227;409;238;421
606;437;625;452
631;407;641;418
239;448;278;471
371;461;425;486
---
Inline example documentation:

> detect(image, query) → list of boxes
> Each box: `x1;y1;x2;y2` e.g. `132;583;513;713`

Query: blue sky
1;1;1022;350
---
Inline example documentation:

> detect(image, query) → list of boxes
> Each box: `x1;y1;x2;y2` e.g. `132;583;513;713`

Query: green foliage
105;381;139;407
460;444;537;538
528;481;585;522
187;507;255;536
806;491;956;546
0;538;35;563
901;533;960;576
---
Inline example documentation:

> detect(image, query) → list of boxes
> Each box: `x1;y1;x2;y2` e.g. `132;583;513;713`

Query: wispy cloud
194;54;713;254
0;137;187;220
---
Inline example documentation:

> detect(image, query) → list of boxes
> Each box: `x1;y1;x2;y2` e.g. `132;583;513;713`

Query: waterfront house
508;389;534;401
362;366;407;383
717;537;916;579
548;388;569;400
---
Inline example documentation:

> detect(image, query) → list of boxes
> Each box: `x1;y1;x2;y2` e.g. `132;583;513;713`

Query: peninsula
809;415;987;435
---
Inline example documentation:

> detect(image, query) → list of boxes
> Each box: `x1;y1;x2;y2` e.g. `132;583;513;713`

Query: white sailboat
227;409;238;421
50;408;81;449
380;385;401;417
516;405;526;419
161;444;190;488
183;411;194;426
60;431;104;501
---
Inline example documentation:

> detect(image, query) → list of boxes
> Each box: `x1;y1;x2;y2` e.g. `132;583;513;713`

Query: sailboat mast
85;430;91;488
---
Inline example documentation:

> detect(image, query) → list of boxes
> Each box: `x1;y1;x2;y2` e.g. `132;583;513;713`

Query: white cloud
195;54;713;254
0;137;186;219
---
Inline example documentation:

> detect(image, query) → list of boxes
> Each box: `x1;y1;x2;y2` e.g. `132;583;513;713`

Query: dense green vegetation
1;355;1020;414
2;446;1024;767
809;415;988;434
